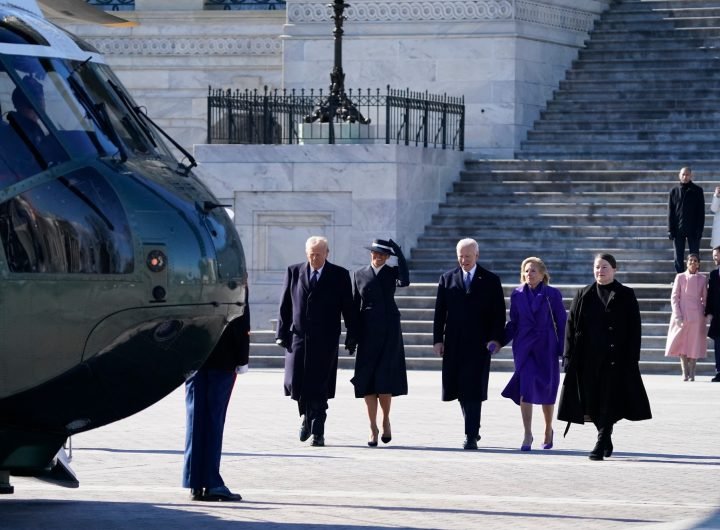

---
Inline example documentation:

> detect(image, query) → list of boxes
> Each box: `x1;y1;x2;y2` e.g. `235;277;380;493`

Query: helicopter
0;0;247;493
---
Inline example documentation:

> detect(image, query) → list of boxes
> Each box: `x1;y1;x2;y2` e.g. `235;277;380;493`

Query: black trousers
673;234;701;273
298;398;328;436
459;399;482;438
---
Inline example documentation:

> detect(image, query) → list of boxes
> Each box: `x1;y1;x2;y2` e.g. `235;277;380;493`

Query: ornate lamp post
304;0;370;126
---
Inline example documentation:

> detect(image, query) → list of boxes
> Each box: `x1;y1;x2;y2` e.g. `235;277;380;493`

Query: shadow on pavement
0;498;660;529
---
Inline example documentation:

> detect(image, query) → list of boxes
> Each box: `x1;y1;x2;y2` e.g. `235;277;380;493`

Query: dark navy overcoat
433;265;505;402
276;261;356;402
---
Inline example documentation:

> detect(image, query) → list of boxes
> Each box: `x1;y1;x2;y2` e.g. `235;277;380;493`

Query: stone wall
194;144;466;325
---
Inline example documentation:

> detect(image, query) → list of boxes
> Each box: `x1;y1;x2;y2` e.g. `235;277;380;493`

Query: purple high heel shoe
542;430;554;450
520;436;533;451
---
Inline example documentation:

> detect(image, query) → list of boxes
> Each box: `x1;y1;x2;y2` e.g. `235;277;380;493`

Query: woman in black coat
558;253;652;460
351;239;409;446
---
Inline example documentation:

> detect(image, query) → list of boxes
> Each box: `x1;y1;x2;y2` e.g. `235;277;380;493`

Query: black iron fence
87;0;287;10
207;85;465;151
87;0;135;10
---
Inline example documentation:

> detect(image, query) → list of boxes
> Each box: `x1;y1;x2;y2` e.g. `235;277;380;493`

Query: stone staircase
521;0;720;159
247;0;720;376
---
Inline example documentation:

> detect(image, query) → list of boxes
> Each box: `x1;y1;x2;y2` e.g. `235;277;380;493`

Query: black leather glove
275;338;288;349
388;238;401;253
668;233;674;240
345;337;357;355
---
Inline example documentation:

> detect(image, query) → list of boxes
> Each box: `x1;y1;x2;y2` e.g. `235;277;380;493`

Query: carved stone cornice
87;36;282;56
289;1;512;22
288;0;596;32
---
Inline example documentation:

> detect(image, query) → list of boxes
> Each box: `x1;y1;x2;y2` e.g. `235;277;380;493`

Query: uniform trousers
183;368;236;489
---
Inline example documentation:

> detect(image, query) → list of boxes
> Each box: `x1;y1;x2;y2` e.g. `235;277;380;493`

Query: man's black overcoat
558;281;652;425
668;181;705;239
432;265;506;402
277;261;355;402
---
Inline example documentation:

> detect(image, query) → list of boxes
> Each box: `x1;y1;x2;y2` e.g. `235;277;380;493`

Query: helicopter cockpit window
0;13;49;46
0;54;170;179
0;69;56;187
0;167;134;274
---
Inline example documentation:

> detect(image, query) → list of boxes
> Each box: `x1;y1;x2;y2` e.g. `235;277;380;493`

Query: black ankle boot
603;425;614;458
589;425;609;461
589;438;605;460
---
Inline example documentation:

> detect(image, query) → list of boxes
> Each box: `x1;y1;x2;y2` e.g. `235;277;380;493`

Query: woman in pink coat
665;253;708;381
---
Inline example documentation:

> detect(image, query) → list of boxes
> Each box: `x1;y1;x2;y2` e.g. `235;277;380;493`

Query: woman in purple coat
502;257;567;451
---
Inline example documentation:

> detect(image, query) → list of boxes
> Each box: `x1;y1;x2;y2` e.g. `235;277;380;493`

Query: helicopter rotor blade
37;0;138;27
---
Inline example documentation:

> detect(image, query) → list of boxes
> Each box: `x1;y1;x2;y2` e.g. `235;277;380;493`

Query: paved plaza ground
1;368;719;529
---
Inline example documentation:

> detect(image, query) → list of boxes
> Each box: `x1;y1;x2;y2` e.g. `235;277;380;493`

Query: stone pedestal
297;122;378;145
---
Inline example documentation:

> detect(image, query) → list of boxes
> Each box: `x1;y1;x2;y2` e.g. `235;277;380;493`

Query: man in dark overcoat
704;246;720;382
558;253;652;460
432;238;505;450
668;166;704;273
276;236;357;447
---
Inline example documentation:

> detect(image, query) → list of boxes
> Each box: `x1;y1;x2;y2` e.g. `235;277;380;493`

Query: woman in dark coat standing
351;239;409;446
558;253;652;460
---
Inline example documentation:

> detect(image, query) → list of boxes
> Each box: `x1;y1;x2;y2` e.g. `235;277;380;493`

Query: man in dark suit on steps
668;166;705;274
276;236;357;446
433;238;506;449
705;246;720;382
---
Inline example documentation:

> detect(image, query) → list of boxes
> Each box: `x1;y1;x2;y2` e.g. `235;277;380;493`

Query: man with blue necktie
276;236;357;446
433;238;506;449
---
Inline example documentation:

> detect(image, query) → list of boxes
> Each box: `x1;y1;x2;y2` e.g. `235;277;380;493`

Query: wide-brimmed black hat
365;239;395;255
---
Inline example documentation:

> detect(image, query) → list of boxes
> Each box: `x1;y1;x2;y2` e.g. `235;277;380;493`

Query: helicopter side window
0;80;47;187
0;167;134;274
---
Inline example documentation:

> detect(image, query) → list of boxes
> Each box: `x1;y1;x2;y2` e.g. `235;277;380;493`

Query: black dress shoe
712;373;720;382
204;486;242;502
311;434;325;447
299;419;310;442
190;488;205;501
463;436;478;450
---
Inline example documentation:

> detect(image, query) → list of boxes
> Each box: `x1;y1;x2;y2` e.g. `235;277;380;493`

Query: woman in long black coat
558;253;652;460
351;239;409;446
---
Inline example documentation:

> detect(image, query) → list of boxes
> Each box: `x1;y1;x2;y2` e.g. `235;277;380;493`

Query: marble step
526;130;720;142
516;150;720;160
558;77;720;91
519;139;720;154
544;98;720;111
583;35;720;50
577;47;720;61
566;67;720;82
540;108;720;121
550;87;720;101
533;120;720;132
571;58;720;71
463;159;720;170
